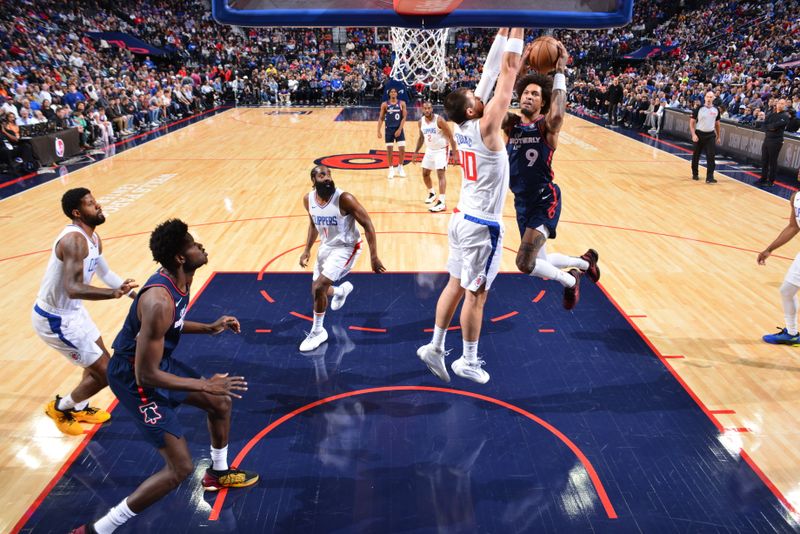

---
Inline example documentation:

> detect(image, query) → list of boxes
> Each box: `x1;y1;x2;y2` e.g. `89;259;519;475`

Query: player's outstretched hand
299;250;310;267
371;256;386;273
210;316;241;334
757;250;771;265
203;373;248;398
113;279;139;298
556;42;569;71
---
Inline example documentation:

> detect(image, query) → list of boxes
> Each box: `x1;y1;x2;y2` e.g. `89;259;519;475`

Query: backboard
212;0;635;29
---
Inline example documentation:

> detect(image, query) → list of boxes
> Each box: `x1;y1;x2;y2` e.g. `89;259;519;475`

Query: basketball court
4;1;800;532
3;104;799;532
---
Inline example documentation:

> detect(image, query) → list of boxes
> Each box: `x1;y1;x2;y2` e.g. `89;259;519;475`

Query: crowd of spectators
563;0;800;131
1;0;798;174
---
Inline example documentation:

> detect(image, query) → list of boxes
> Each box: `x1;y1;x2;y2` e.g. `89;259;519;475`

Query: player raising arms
413;100;459;212
503;40;600;309
416;28;523;384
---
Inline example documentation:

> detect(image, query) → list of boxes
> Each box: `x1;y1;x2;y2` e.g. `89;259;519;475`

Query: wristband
553;73;567;92
505;38;524;55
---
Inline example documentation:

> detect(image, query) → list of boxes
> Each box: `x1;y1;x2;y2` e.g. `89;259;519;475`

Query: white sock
428;188;435;195
57;394;76;411
780;281;799;335
74;399;89;411
431;325;447;351
94;498;136;534
463;340;479;363
547;253;588;271
211;445;229;471
332;285;344;297
313;312;325;332
438;194;445;203
532;260;576;287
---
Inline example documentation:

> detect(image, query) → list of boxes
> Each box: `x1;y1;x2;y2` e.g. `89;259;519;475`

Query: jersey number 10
459;150;477;181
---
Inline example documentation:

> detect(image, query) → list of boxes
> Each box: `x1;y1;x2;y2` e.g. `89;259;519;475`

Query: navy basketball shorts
107;354;201;448
514;182;562;239
385;129;405;144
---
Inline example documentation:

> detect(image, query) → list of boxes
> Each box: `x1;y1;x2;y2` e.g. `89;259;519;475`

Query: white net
389;27;450;87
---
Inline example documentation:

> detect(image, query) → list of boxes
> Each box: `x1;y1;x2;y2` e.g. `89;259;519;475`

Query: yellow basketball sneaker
202;467;260;491
44;397;84;436
72;405;111;424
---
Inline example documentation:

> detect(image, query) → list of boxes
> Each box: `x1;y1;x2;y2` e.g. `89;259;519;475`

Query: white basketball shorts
422;148;448;171
446;211;504;291
313;242;362;283
32;303;103;367
784;252;800;286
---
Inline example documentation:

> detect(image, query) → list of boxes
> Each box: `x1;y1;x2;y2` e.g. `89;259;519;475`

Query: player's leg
450;221;501;384
397;139;406;176
517;226;581;309
421;167;436;203
33;306;108;434
763;256;800;345
77;434;194;534
183;389;259;491
301;274;334;352
429;164;447;212
326;244;360;311
386;141;395;178
418;214;466;382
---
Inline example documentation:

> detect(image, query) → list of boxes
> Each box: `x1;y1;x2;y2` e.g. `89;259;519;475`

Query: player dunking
71;219;258;534
378;87;407;178
32;187;138;436
413;101;459;212
503;43;600;309
416;28;524;384
299;165;386;352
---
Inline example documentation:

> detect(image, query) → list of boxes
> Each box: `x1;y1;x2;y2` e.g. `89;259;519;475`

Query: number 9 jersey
507;116;555;196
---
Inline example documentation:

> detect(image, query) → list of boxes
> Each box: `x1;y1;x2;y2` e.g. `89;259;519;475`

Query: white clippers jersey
794;194;800;228
36;225;100;313
454;118;509;221
308;188;361;248
421;114;448;150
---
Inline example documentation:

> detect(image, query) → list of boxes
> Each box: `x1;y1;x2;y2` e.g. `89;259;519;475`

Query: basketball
527;36;561;73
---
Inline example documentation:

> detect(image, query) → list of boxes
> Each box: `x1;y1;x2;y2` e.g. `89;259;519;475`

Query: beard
86;212;106;226
520;104;536;119
315;180;336;200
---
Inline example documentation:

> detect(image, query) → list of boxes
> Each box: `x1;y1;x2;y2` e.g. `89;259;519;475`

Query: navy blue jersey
111;270;189;360
507;116;555;196
385;102;403;131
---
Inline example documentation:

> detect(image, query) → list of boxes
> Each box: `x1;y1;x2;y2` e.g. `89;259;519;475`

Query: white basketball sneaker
397;165;406;177
428;200;446;212
388;166;395;179
425;191;436;204
330;281;353;311
451;357;490;384
417;343;450;382
300;328;329;352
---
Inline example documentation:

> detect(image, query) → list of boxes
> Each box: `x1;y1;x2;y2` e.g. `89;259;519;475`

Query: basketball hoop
389;27;449;87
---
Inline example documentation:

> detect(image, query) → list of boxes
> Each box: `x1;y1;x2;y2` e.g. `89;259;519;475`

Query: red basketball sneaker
563;269;582;310
580;248;600;283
